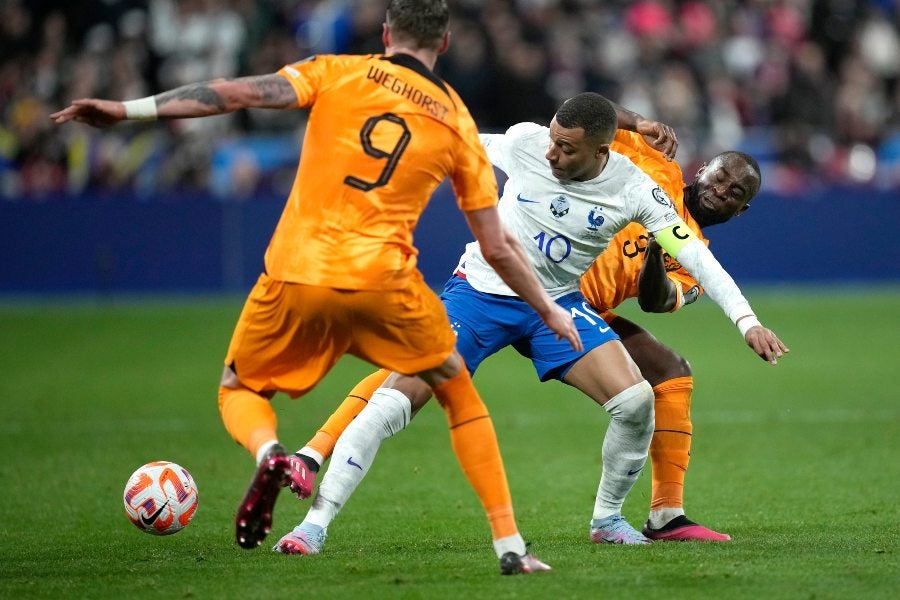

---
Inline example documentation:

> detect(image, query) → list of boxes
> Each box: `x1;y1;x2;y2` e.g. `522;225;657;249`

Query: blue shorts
440;275;620;381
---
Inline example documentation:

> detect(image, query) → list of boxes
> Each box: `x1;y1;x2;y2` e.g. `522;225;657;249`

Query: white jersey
459;122;682;298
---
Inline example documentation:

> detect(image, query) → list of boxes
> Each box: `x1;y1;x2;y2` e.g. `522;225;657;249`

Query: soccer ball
123;461;199;535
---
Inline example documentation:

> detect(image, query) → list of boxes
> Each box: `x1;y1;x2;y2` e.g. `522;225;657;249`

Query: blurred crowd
2;0;899;201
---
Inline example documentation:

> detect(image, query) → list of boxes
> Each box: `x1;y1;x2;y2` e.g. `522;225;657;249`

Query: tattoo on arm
157;84;226;111
246;74;297;107
153;74;295;115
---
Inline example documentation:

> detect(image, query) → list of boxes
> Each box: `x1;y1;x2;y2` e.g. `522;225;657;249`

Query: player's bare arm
607;99;677;160
50;74;298;127
153;75;299;115
637;237;678;312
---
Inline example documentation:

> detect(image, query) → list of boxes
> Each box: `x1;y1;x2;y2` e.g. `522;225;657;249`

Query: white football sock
255;440;279;465
297;446;324;469
492;533;527;558
648;507;685;529
304;388;412;529
592;381;655;521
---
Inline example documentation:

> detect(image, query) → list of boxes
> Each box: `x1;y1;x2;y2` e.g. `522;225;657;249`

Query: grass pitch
1;287;898;599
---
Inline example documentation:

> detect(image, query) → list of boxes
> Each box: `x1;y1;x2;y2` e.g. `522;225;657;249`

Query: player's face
545;118;608;182
689;155;758;226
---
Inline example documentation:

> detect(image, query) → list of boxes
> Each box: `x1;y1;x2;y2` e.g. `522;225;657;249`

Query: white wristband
736;315;761;337
123;97;158;121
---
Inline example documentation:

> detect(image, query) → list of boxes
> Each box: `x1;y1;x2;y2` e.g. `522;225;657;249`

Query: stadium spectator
4;0;899;199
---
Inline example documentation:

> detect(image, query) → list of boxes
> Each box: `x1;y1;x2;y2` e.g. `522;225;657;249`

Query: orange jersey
580;130;708;312
266;53;498;291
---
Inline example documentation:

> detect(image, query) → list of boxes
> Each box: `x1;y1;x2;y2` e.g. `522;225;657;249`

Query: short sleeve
635;182;681;235
479;133;509;172
449;97;499;212
277;55;329;108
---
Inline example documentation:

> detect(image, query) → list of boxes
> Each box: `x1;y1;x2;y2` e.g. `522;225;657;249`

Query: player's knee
368;388;412;437
606;380;655;430
643;351;692;386
630;380;655;427
418;351;464;389
669;353;692;378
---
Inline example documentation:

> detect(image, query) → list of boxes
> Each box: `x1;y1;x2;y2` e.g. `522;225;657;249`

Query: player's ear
596;143;610;158
382;23;391;48
437;31;450;55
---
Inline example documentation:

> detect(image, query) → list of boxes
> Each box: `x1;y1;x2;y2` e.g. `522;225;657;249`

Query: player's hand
542;304;583;352
636;118;678;161
744;325;789;365
50;99;127;128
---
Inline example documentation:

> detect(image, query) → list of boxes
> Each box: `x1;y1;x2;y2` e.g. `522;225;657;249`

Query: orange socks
218;386;278;460
649;376;694;511
433;369;517;540
305;369;391;461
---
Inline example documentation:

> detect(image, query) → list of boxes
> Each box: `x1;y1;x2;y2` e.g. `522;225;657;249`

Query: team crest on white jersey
587;207;604;231
550;195;570;218
652;186;672;207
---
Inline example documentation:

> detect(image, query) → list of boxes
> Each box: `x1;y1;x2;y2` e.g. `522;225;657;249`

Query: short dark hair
722;151;761;182
386;0;450;51
718;150;762;195
555;93;617;144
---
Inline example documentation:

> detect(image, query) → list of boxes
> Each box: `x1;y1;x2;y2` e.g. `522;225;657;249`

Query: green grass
1;287;898;599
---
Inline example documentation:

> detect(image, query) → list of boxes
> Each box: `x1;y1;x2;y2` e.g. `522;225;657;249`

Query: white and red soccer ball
123;461;199;535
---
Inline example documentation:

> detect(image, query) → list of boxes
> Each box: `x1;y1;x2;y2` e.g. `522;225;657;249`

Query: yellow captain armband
654;222;698;257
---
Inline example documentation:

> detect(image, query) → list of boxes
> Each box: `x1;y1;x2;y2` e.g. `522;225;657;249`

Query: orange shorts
224;272;457;398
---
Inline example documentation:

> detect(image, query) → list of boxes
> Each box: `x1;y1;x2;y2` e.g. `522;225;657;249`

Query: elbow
480;245;513;268
638;297;661;313
479;237;514;265
637;296;654;313
638;293;673;313
651;303;674;313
